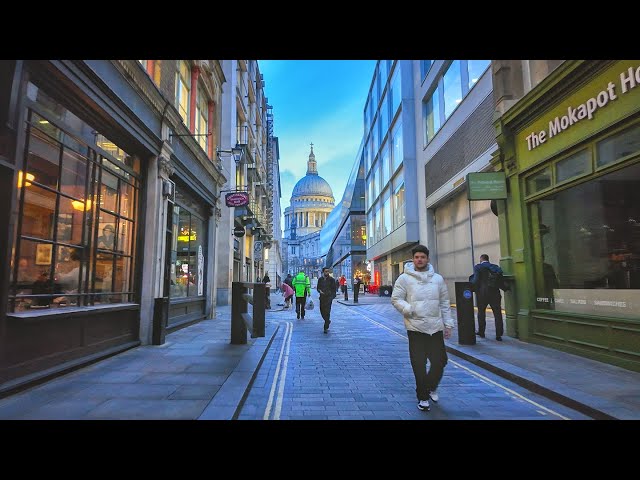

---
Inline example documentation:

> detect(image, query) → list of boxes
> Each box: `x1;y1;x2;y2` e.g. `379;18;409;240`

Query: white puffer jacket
391;262;454;335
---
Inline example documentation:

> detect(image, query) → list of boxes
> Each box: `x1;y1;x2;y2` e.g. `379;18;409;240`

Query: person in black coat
262;273;271;309
316;267;337;333
470;254;505;341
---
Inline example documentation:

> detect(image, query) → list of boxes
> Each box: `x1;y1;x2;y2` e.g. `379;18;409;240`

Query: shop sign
524;63;640;152
225;192;249;207
467;172;507;200
233;226;245;237
254;240;263;261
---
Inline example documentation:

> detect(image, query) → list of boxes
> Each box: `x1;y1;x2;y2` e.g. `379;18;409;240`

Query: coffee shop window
8;87;140;313
529;161;640;320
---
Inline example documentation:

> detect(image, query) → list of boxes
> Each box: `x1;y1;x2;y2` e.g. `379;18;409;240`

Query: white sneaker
429;390;439;403
417;399;430;411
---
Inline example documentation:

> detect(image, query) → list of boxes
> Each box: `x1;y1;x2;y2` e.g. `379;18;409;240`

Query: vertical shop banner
254;240;263;261
197;245;204;296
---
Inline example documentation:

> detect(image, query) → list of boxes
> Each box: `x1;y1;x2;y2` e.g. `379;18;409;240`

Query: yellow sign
177;234;197;242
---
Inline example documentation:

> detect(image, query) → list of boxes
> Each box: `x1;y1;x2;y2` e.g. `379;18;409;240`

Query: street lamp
217;145;244;163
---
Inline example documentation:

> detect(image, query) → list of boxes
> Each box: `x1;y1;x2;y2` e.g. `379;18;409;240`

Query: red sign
225;192;249;207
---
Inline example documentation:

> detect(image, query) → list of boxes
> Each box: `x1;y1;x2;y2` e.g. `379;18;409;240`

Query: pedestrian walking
262;273;271;310
470;254;506;341
284;273;293;289
339;274;348;301
391;244;454;412
292;270;311;319
317;267;337;333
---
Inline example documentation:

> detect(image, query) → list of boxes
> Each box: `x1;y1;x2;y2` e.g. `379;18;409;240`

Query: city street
237;293;590;420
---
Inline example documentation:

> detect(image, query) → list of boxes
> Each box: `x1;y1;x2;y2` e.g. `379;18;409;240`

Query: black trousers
407;330;448;401
319;295;333;329
477;292;503;337
295;296;306;318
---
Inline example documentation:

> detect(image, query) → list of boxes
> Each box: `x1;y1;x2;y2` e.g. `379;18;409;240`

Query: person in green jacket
292;270;311;319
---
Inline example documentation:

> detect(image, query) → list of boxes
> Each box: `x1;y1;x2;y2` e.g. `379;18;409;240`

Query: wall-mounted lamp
217;145;244;163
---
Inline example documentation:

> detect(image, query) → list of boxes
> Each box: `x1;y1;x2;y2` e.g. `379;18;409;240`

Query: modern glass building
364;60;418;289
320;140;366;285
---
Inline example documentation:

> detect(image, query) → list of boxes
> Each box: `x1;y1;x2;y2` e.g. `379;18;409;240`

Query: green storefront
494;60;640;372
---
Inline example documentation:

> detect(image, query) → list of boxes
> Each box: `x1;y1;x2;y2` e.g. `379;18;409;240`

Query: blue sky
258;60;377;224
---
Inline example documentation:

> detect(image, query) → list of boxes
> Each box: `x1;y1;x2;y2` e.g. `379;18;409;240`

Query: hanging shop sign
225;191;250;207
467;172;507;200
233;226;246;237
254;240;263;261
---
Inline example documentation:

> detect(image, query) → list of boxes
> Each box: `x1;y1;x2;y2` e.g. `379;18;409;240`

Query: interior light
38;120;50;124
71;199;92;211
17;170;35;187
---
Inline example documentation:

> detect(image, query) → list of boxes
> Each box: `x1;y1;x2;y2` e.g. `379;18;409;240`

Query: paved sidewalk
0;303;278;420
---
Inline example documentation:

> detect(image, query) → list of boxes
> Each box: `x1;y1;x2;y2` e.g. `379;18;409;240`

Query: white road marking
263;321;292;420
350;307;570;420
274;320;294;420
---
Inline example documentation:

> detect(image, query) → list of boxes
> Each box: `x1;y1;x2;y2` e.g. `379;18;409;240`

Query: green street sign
467;172;507;200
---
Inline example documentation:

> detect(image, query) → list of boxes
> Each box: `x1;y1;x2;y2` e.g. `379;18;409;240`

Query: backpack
473;267;504;295
487;270;501;290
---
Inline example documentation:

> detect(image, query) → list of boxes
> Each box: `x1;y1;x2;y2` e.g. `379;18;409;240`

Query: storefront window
171;201;206;299
526;167;552;196
556;149;591;183
596;123;640;168
9;84;139;312
530;162;640;319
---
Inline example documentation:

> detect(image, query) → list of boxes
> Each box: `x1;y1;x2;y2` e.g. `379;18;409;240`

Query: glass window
391;119;403;173
390;65;401;121
526;168;552;196
382;192;391;238
371;115;379;157
364;143;370;176
530;162;640;319
421;60;432;79
379;60;389;87
9;93;139;312
380;141;390;189
443;60;462;119
467;60;490;90
393;181;406;229
176;61;191;126
597;123;640;168
379;91;389;141
424;85;442;145
364;97;370;134
367;214;374;246
374;201;382;242
556;149;592;183
195;89;209;152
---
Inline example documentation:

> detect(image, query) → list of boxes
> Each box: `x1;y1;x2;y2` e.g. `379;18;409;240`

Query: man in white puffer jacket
391;244;454;412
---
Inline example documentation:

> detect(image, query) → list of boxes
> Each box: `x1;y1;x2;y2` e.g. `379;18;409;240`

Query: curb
198;322;280;420
445;343;617;420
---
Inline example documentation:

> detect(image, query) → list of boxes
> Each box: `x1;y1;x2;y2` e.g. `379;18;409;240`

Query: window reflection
531;162;640;319
443;60;462;119
9;86;139;312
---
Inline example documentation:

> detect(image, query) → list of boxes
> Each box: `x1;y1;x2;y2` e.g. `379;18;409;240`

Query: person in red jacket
281;281;294;309
339;274;348;301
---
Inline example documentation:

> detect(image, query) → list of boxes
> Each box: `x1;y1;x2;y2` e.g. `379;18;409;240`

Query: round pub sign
233;226;245;237
225;191;250;207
